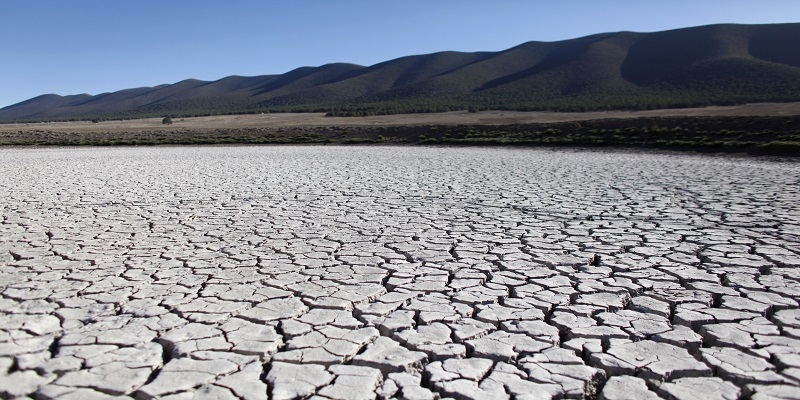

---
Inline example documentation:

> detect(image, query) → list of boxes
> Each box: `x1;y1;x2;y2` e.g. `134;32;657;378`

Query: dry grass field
1;102;798;134
0;103;798;155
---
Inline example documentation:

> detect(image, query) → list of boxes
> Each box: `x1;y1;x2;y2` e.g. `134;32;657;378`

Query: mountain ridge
3;22;799;122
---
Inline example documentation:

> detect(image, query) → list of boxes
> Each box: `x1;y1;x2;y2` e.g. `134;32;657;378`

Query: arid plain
2;102;799;133
1;145;799;399
2;103;799;153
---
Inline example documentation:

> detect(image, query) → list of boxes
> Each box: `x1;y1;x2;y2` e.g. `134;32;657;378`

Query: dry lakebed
0;145;799;399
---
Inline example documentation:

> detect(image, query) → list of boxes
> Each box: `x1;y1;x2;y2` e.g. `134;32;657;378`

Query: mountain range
2;22;800;122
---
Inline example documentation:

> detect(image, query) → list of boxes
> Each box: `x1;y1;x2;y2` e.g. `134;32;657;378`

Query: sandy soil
1;103;799;134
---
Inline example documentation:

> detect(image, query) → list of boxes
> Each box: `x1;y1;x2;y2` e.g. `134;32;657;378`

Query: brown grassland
1;103;799;156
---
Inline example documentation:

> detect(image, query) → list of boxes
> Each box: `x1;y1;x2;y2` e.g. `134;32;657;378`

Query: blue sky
1;0;798;108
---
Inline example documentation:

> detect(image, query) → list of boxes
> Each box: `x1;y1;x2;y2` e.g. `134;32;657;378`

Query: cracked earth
0;146;799;400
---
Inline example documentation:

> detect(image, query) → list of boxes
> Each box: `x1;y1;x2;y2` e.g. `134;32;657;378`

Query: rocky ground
0;146;799;399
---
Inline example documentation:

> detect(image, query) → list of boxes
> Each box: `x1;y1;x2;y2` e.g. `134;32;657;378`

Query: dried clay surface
0;146;799;400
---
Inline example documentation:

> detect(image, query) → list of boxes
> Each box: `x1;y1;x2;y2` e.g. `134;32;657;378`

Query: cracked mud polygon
1;146;799;399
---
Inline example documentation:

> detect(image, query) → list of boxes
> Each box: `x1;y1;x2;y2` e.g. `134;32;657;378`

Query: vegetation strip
1;115;798;156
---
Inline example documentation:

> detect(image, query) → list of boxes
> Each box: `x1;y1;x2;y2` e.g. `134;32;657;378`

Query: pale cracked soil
0;146;799;400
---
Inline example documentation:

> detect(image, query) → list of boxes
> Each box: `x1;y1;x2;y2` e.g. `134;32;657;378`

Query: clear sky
1;0;798;108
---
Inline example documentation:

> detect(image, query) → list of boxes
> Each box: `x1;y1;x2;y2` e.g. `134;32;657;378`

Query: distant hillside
3;23;800;122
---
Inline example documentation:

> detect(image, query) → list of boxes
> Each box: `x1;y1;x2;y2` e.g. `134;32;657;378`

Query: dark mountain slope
359;42;557;102
656;58;800;98
252;63;363;97
10;94;94;113
2;22;799;122
746;23;800;68
478;33;640;98
621;24;750;85
266;51;493;106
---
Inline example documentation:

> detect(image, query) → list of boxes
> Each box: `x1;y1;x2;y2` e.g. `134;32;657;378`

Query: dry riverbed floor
0;146;799;399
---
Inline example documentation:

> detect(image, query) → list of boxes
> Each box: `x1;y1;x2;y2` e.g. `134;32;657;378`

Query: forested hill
3;22;800;122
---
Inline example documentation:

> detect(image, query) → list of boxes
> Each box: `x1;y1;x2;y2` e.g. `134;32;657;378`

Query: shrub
758;141;800;156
